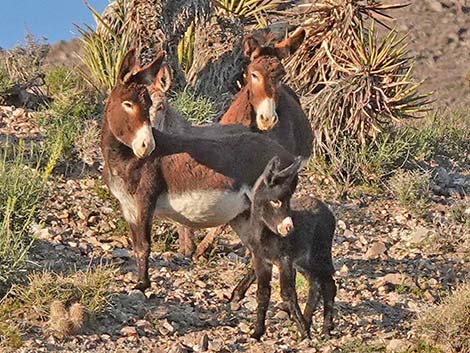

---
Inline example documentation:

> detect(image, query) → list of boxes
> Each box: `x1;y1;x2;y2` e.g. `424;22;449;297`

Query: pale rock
426;0;443;12
376;273;414;287
238;322;251;333
407;226;431;244
120;326;138;337
365;242;387;259
274;310;289;320
12;107;25;118
337;220;347;230
230;301;241;311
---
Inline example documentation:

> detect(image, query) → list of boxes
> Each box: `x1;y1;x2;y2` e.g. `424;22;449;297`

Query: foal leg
251;256;273;340
303;275;321;331
230;266;256;303
321;275;337;335
176;225;195;257
279;260;309;339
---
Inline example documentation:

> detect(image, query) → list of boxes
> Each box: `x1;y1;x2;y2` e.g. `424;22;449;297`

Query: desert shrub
75;120;101;166
416;282;470;353
388;169;431;216
170;88;217;125
0;141;46;294
2;33;48;96
307;127;415;195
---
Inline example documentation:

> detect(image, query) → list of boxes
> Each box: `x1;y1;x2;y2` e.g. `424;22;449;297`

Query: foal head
105;48;165;158
250;156;302;236
243;27;305;131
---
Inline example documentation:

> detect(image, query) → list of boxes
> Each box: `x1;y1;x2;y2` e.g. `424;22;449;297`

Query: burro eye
122;101;133;109
270;200;282;208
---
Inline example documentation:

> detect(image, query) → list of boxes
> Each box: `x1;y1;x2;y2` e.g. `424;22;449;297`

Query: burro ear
276;156;303;180
126;50;166;85
243;35;261;61
274;27;306;59
155;63;172;93
118;48;138;83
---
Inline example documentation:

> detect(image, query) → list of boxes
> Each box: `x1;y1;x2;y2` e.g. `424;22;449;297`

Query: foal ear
274;27;306;59
118;48;138;83
243;35;262;61
155;63;172;93
262;156;282;186
128;50;166;85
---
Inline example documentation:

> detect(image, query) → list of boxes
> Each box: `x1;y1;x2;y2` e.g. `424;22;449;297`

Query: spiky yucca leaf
76;0;134;93
305;21;430;155
215;0;285;27
281;0;429;158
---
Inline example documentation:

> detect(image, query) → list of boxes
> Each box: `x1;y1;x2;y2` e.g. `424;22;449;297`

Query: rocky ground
1;1;470;352
1;100;469;352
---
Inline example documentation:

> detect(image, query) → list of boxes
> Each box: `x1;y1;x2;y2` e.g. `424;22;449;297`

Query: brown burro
191;27;314;257
101;48;301;295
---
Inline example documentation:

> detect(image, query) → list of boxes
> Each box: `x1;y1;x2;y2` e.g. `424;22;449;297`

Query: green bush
170;88;217;125
38;84;99;167
0;141;45;294
307;128;414;195
44;66;82;97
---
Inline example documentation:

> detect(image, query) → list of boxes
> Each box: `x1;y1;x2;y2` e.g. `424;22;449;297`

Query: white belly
154;187;250;228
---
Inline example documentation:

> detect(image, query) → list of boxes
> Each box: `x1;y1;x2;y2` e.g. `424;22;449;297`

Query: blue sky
1;0;109;49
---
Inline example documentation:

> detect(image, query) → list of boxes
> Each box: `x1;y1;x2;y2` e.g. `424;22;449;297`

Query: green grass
409;110;470;164
307;127;415;196
170;88;217;125
308;109;469;197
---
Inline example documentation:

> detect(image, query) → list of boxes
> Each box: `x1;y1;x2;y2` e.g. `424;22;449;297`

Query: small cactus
68;303;86;334
48;300;87;338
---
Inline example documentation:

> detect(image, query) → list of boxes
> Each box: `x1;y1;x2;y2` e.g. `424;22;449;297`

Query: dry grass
0;265;115;349
416;282;470;353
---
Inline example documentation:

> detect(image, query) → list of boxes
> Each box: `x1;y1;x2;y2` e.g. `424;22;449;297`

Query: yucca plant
282;1;430;154
76;0;134;93
215;0;285;27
